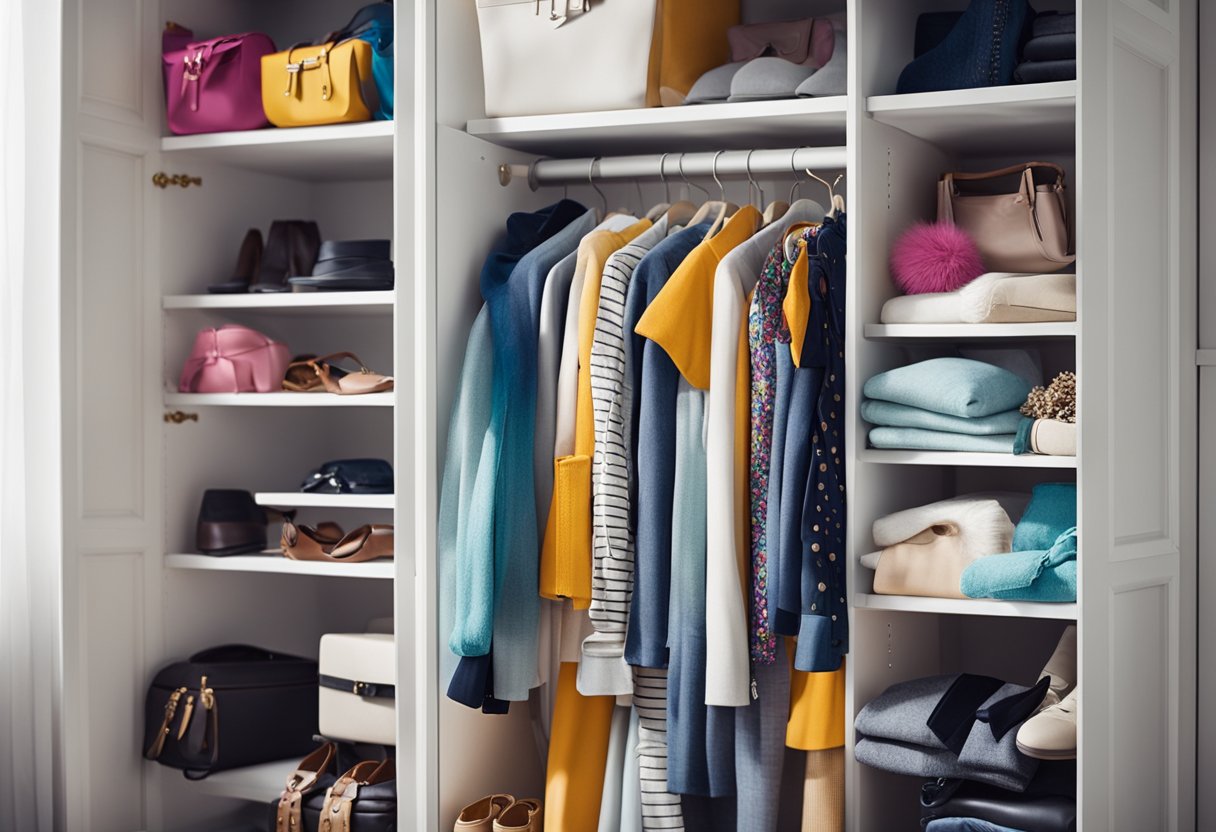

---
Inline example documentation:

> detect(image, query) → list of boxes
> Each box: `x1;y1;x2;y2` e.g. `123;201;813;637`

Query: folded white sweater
880;272;1076;324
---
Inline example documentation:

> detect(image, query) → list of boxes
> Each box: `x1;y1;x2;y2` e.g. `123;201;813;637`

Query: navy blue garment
622;224;711;669
448;198;589;710
797;213;848;673
897;0;1032;94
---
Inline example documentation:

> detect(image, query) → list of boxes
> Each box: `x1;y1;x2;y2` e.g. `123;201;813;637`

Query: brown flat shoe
313;352;394;395
281;520;393;563
494;798;541;832
456;794;515;832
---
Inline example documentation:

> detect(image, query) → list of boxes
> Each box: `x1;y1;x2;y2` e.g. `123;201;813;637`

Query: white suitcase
318;633;396;745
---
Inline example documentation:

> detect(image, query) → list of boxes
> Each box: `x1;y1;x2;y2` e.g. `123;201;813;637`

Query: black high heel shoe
250;220;321;293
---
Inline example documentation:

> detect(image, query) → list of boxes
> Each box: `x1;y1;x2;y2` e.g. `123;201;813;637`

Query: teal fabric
961;527;1077;602
1013;416;1035;454
863;358;1032;418
1012;483;1076;551
861;399;1024;436
869;427;1016;453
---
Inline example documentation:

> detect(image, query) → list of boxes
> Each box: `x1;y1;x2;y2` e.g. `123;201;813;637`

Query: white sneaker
1016;688;1077;760
1037;624;1077;710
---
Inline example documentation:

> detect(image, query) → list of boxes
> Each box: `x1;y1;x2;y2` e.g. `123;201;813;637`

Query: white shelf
184;757;300;802
254;492;394;510
163;291;394;315
854;593;1077;620
467;97;847;155
166;553;394;580
864;322;1077;341
160;121;394;181
867;81;1076;153
164;391;395;407
859;449;1077;468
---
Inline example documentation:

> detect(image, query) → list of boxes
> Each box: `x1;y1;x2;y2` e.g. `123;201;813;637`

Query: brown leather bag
937;162;1075;274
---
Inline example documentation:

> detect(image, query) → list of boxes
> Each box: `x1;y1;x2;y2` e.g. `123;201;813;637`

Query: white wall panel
79;0;145;123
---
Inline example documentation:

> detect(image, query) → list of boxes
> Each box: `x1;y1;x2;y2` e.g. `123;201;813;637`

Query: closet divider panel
1076;0;1196;829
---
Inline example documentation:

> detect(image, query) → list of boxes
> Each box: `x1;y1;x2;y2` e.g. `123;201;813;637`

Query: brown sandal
319;759;395;832
281;352;393;395
281;520;393;563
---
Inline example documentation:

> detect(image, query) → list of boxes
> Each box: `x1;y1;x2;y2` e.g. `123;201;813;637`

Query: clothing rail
497;146;847;189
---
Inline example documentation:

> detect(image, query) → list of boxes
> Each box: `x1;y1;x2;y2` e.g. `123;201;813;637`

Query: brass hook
152;172;202;189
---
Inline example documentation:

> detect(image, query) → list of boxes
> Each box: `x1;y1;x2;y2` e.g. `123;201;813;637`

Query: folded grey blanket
855;675;1040;791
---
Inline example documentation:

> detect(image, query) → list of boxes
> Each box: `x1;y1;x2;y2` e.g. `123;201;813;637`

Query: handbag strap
276;743;337;832
318;761;382;832
943;161;1066;188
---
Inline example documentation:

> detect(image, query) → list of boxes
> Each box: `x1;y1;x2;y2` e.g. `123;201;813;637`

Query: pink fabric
890;222;986;295
162;32;276;135
728;18;835;68
178;325;289;393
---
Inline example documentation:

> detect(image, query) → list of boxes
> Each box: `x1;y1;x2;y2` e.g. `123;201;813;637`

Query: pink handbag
178;326;290;394
162;27;276;135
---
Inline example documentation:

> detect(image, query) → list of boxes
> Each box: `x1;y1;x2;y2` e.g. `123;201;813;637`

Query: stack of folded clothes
1015;12;1076;84
920;762;1077;832
858;492;1030;599
862;358;1032;453
961;483;1078;603
880;272;1076;325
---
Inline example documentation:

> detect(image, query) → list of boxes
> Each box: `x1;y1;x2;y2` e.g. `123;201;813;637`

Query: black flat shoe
206;228;263;294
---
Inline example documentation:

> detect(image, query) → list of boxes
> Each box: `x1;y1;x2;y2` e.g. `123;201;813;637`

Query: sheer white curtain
0;0;60;828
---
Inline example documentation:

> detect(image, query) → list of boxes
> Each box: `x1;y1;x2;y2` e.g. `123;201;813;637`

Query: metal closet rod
497;146;847;188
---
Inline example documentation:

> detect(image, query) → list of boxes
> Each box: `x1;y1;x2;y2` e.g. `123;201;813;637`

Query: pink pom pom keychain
890;222;986;294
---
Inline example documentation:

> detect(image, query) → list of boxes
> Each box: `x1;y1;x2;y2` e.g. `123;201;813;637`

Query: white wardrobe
46;0;1197;829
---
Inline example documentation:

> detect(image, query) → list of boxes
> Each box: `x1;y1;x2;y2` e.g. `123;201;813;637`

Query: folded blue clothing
926;819;1026;832
869;427;1016;454
1012;483;1076;551
863;358;1032;419
961;528;1077;602
861;399;1024;436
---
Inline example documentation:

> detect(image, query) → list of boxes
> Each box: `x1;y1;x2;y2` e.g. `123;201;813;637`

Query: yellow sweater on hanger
540;219;652;608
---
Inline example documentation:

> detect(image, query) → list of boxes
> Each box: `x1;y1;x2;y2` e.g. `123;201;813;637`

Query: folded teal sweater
861;399;1024;436
961;527;1077;602
1013;482;1076;551
869;427;1016;453
863;357;1032;418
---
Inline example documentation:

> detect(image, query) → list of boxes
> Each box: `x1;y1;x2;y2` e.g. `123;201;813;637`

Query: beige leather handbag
937;162;1075;274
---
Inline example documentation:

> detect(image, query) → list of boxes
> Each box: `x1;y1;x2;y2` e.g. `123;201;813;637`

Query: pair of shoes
283;352;394;395
208;221;321;293
281;519;394;563
455;794;542;832
274;743;396;832
1017;623;1077;759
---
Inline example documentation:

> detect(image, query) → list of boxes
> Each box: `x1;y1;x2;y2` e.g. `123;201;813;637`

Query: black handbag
270;743;396;832
143;645;318;779
920;774;1076;831
300;459;394;495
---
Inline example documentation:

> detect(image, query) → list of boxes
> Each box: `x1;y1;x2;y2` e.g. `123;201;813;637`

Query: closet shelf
255;492;394;510
184;757;300;802
854;593;1077;620
858;449;1077;468
863;322;1077;341
160;121;394;181
164;392;395;407
166;553;394;580
867;80;1075;154
163;291;394;315
466;97;847;155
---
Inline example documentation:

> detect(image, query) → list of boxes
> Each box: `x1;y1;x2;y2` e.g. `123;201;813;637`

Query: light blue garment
1012;483;1077;551
863;357;1031;418
598;704;633;832
667;380;736;797
861;399;1024;435
926;818;1026;832
961;527;1078;602
766;348;793;635
869;427;1016;453
437;308;494;684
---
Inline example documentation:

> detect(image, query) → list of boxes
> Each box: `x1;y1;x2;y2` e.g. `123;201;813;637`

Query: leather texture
289;239;395;291
455;795;514;831
301;458;394;494
196;489;268;556
921;776;1077;831
163;30;276;135
178;325;290;393
253;220;322;293
143;645;318;778
476;0;657;116
207;228;263;294
275;742;337;832
318;633;396;745
309;759;396;832
938;162;1075;274
262;39;378;127
281;520;394;563
328;3;394;120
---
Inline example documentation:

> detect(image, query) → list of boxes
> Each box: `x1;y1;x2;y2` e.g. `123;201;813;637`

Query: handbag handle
943;161;1066;187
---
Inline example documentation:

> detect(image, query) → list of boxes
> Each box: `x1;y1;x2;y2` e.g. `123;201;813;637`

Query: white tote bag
318;633;396;745
476;0;658;117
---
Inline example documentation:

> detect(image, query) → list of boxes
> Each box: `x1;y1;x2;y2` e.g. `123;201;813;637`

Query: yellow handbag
261;39;378;128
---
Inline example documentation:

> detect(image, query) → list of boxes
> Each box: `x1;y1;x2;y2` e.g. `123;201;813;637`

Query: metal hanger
657;152;698;229
677;153;710;203
587;156;608;218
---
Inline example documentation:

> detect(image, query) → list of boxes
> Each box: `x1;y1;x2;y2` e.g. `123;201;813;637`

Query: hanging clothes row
439;156;850;832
